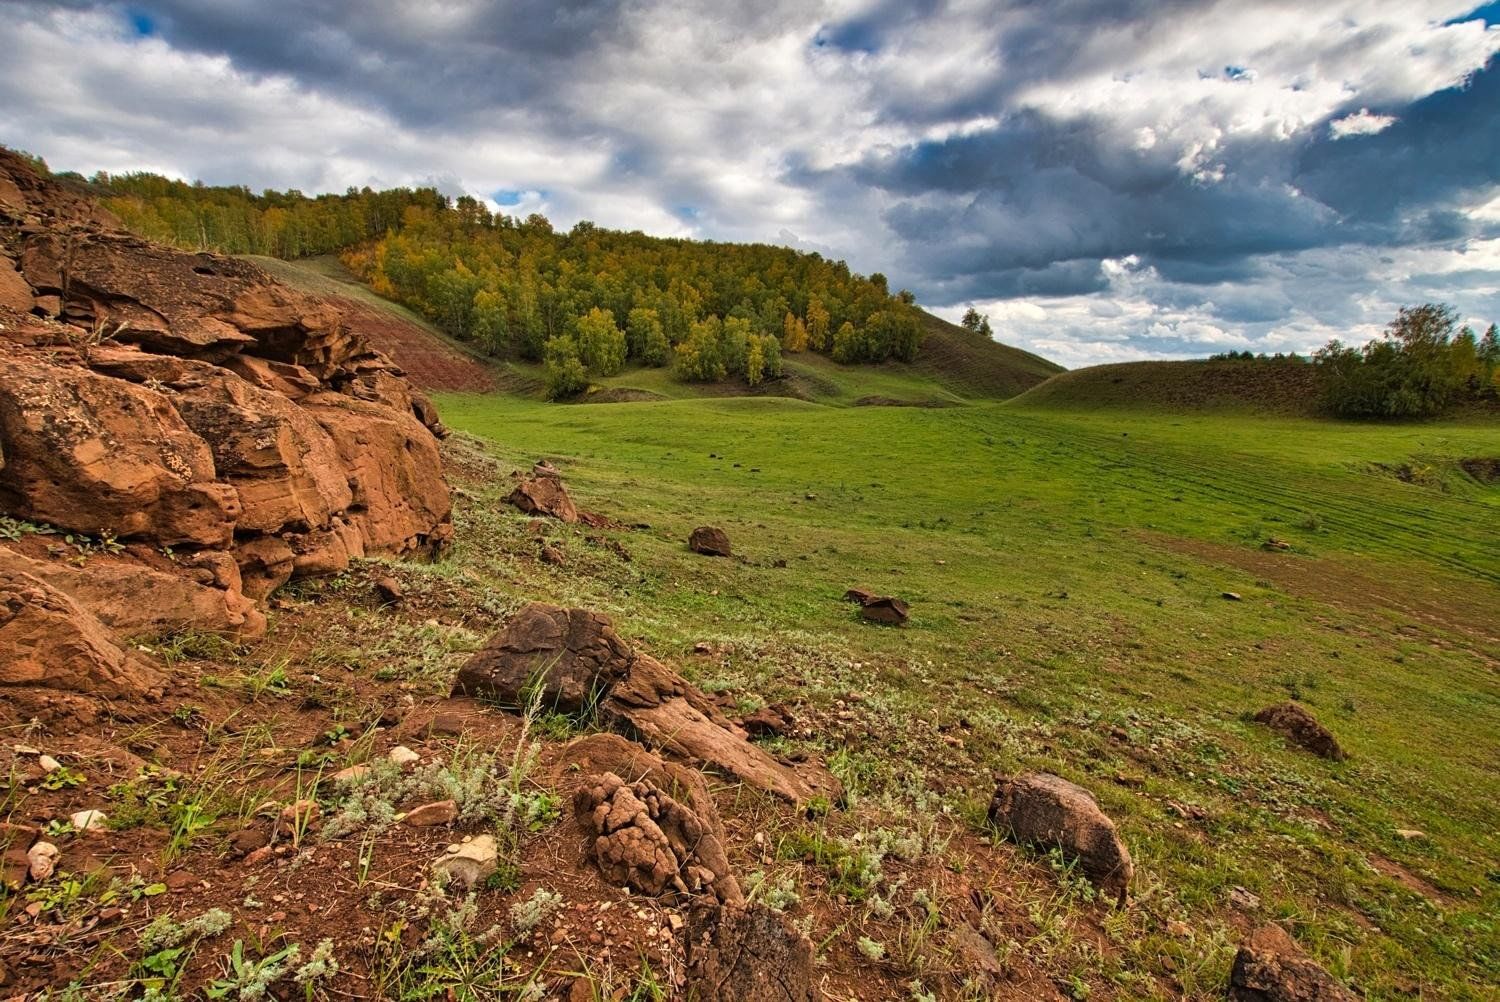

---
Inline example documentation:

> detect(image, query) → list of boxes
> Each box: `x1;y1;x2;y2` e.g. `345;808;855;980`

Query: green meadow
437;390;1500;999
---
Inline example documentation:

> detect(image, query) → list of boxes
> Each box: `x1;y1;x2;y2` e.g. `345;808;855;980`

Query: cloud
2;1;1498;366
1329;109;1398;138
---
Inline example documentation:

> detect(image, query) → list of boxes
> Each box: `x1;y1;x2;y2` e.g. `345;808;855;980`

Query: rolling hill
1012;358;1323;415
252;254;1063;405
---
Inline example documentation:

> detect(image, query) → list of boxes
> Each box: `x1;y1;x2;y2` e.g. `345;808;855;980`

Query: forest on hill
80;169;924;397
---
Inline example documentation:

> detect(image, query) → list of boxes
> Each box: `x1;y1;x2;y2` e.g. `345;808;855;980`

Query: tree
574;306;626;375
673;317;727;382
627;307;669;366
543;335;589;399
1315;303;1481;418
782;311;809;353
806;298;830;352
471;288;510;356
961;307;992;338
831;321;860;363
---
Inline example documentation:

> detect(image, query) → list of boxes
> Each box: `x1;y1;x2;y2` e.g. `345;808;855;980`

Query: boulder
1229;924;1357;1001
457;603;842;806
689;526;732;557
508;473;579;523
988;772;1133;904
604;653;842;805
453;602;635;713
0;357;240;547
557;733;727;845
0;546;264;640
170;370;353;535
683;901;816;1002
303;393;452;556
1254;703;1345;761
843;588;910;624
859;596;909;625
574;771;742;904
0;566;166;704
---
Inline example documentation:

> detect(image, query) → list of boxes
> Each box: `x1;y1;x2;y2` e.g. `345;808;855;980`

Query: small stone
228;828;270;858
243;846;273;867
1394;829;1426;840
37;755;62;774
71;810;107;832
26;842;58;882
404;800;459;827
427;712;465;737
277;800;320;836
373;574;403;604
431;833;499;887
1229;886;1262;911
388;746;420;767
332;764;371;784
165;870;198;891
1222;591;1243;601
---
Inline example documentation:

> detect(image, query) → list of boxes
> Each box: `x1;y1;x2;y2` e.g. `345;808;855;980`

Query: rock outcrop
1229;924;1357;1001
574;771;742;904
455;602;841;805
988;771;1133;904
0;148;451;715
1253;703;1345;761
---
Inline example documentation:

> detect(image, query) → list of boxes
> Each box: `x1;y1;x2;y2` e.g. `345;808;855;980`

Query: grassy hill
429;390;1500;998
249;254;1061;405
1013;359;1323;415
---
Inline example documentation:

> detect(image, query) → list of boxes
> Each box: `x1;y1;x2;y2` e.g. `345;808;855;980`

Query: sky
2;2;1498;368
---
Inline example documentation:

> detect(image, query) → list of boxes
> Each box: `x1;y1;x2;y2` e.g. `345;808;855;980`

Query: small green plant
509;886;562;934
857;936;886;961
40;765;86;791
0;515;56;541
206;939;301;1000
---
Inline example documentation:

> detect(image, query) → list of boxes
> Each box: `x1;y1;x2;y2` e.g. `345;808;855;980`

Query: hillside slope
254;254;1061;405
1013;358;1322;414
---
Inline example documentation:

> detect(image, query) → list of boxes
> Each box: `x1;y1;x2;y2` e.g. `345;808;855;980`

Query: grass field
435;389;1500;999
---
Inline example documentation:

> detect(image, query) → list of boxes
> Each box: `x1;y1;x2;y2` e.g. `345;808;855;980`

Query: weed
205;939;300;1000
509;887;563;934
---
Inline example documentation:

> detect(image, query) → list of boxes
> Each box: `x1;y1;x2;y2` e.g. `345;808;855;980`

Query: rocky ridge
0;149;451;720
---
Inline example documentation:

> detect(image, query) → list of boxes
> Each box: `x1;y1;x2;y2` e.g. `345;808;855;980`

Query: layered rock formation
0;149;451;714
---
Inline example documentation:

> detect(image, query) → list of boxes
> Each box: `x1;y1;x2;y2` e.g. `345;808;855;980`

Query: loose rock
1254;702;1345;760
404;800;459;827
688;526;732;557
988;772;1133;904
1229;924;1357;1001
432;833;499;887
388;745;420;767
26;842;58;882
574;771;742;904
71;810;108;832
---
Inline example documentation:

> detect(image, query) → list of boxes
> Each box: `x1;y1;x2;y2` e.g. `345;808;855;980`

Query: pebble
26;842;58;881
37;755;62;774
70;810;107;832
388;746;420;767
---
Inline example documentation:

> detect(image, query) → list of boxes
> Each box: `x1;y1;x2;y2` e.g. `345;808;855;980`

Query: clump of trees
79;170;926;399
960;307;993;338
1315;304;1498;418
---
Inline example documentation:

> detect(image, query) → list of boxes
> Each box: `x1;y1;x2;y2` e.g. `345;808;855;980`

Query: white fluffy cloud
2;1;1497;366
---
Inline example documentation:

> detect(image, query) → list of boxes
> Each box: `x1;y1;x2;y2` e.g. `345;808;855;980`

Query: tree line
71;167;924;397
1314;304;1498;418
